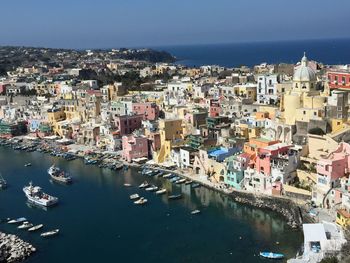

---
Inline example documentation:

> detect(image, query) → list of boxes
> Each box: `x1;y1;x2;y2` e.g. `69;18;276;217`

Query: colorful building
122;135;149;162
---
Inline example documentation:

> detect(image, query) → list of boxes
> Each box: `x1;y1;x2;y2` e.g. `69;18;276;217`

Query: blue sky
1;0;349;48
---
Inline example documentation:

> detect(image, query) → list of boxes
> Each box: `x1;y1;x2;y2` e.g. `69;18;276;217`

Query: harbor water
0;147;303;262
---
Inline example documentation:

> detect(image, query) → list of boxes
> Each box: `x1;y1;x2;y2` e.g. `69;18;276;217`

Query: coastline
1;137;310;229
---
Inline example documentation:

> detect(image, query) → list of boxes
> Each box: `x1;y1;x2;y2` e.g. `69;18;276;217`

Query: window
303;111;306;115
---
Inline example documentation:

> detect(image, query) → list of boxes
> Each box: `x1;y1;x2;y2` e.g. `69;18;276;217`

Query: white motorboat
191;209;201;215
139;181;149;188
175;178;186;184
163;173;173;178
130;194;140;200
145;185;158;192
28;224;44;232
23;182;58;207
134;197;148;205
8;217;27;224
18;222;33;229
41;229;59;237
156;188;167;195
124;183;132;187
24;163;32;167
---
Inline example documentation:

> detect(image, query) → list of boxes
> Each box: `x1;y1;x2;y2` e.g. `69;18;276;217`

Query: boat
41;229;59;237
185;180;193;185
0;174;7;189
28;224;44;232
8;217;27;224
24;163;32;167
124;183;132;187
168;194;182;200
145;185;158;192
170;176;180;182
134;197;148;205
191;209;201;215
175;178;186;184
162;173;173;179
259;252;284;259
139;181;149;188
23;182;59;207
18;222;33;229
156;188;167;195
114;162;124;170
130;194;140;200
48;165;72;184
191;183;200;188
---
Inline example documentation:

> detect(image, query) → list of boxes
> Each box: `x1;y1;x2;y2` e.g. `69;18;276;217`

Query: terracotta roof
338;209;350;218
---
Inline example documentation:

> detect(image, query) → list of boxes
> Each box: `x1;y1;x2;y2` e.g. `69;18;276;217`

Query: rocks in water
0;232;35;262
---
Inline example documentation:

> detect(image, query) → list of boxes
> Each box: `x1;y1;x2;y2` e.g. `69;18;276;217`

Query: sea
157;38;350;68
0;147;302;262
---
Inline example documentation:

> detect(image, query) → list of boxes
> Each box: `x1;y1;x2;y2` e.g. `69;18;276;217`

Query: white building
256;74;280;104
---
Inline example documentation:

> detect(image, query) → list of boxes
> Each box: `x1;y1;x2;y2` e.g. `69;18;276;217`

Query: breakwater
0;232;35;262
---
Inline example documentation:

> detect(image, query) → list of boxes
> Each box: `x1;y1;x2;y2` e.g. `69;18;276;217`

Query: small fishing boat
41;229;59;237
175;178;186;184
139;181;149;188
0;174;7;189
124;183;132;187
162;173;173;179
130;194;140;200
156;188;167;195
28;224;44;232
259;252;284;259
114;162;124;170
48;165;72;184
8;217;27;224
191;183;200;188
18;222;33;229
24;163;32;167
191;209;201;215
134;197;148;205
145;185;158;192
185;180;193;185
168;194;182;200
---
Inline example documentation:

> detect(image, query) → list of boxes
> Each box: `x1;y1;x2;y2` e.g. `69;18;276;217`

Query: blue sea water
0;147;302;262
158;38;350;67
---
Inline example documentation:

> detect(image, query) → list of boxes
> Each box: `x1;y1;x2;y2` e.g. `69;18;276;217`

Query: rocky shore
0;232;35;262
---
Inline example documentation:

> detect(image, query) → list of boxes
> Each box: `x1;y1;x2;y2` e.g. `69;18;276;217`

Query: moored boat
124;183;132;187
8;217;27;224
41;229;59;237
156;188;167;195
175;178;186;184
168;194;182;200
191;183;200;188
18;222;33;229
23;182;58;207
259;252;284;259
134;197;148;205
191;209;201;215
185;180;193;185
145;185;158;192
130;194;140;200
28;224;44;232
162;173;173;179
24;163;32;167
48;164;72;184
0;174;7;189
139;181;149;188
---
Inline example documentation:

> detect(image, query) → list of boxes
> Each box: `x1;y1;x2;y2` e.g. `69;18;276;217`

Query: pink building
256;143;291;175
209;99;220;118
316;143;350;188
132;102;159;121
122;135;149;162
113;114;143;136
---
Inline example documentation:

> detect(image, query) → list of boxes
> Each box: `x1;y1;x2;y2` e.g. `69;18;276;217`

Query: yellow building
233;84;257;100
154;119;184;163
336;209;350;227
282;53;327;125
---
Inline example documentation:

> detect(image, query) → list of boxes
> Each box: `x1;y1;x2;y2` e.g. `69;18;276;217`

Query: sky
0;0;349;49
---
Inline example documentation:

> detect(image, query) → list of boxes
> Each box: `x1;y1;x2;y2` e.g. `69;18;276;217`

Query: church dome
293;53;316;82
